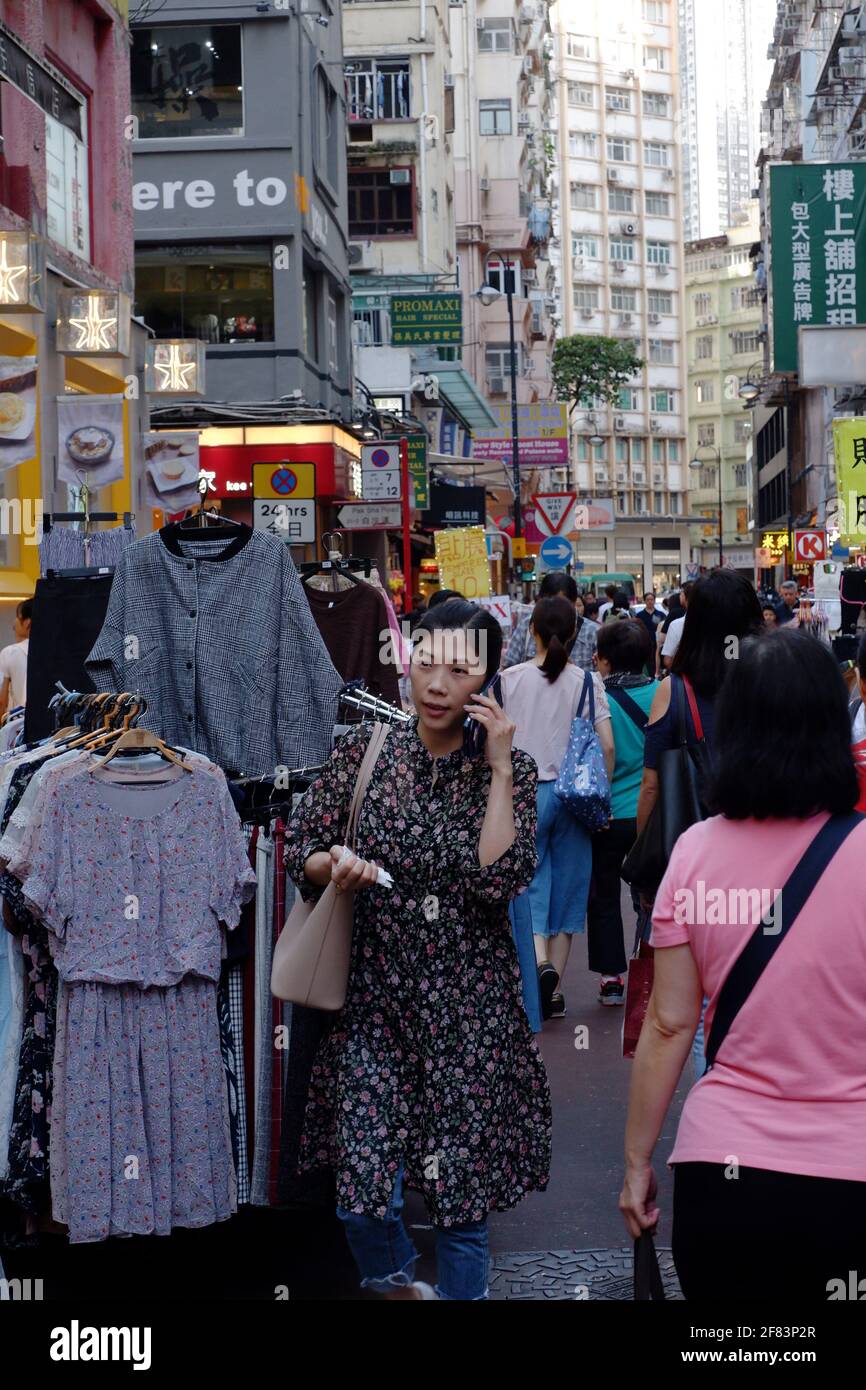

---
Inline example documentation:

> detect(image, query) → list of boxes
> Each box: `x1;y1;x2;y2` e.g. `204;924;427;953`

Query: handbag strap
608;685;649;732
345;722;390;850
681;675;704;740
704;811;864;1071
577;668;595;723
671;673;704;749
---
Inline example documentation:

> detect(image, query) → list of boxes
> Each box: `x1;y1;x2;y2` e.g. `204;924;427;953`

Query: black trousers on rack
24;574;114;743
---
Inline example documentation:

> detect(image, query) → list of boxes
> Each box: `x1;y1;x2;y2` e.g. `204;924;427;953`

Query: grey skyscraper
678;0;776;240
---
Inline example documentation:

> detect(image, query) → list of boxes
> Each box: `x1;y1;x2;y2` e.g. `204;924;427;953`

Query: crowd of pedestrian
282;567;866;1301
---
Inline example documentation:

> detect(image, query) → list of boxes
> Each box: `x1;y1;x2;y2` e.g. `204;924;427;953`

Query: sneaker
599;976;625;1006
410;1281;439;1300
549;992;566;1018
537;961;560;1020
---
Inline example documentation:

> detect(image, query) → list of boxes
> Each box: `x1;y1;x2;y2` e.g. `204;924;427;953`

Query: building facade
0;0;146;626
548;0;691;593
685;208;762;571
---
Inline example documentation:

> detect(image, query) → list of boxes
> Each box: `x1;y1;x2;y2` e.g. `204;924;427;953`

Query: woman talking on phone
284;598;551;1301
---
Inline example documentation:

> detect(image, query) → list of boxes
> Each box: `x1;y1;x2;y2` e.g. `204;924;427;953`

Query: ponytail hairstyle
531;595;577;683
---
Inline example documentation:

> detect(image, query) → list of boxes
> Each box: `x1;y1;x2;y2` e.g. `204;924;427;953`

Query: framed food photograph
57;395;126;487
143;431;201;511
0;356;38;476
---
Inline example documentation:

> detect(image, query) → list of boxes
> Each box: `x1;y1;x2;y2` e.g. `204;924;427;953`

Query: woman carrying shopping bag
501;596;614;1020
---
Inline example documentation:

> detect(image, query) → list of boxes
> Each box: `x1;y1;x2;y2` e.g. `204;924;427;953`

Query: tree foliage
552;335;645;416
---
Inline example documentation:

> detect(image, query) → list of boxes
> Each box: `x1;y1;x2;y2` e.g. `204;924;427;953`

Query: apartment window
644;140;670;168
606;87;632;112
480;99;513;135
652;491;664;514
345;59;411;121
695;379;715;404
611;288;637;312
606;135;633;163
572;235;600;260
731;329;761;355
486;343;519;383
485;254;520;294
647;240;671;266
46;109;90;261
632;438;645;462
353;307;387;347
642;1;666;22
609;187;635;213
730;285;761;310
734;463;748;487
643;45;667;71
645;190;671;216
648;290;673;314
577;438;589;462
478;19;512;52
668;440;679;462
650;388;674;412
617;388;638;410
609;238;636;263
695;335;714;360
733;418;751;445
670;493;682;514
642;91;670;118
616;437;628;463
348;168;414;237
131;24;244;138
648;338;674;364
135;242;274;341
314;70;340;190
567;34;593;58
568;81;595;107
633;492;646;514
573;284;600;311
697;423;716;447
616;492;627;513
693;291;712;316
569;131;598;158
570;182;597;210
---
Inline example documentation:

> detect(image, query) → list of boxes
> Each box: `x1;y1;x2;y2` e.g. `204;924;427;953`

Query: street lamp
690;443;724;567
737;362;765;406
474;280;522;546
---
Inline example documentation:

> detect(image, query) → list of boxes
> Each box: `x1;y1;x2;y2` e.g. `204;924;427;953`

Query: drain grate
489;1246;683;1301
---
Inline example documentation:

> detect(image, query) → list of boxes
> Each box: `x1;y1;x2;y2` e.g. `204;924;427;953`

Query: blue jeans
522;780;592;938
336;1162;490;1300
509;893;542;1032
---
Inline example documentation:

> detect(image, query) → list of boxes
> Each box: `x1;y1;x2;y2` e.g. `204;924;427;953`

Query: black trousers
24;573;113;743
672;1162;866;1301
586;817;636;976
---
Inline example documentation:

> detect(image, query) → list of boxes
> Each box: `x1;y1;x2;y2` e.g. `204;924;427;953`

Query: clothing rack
42;511;133;535
230;764;324;826
338;682;412;725
300;530;372;587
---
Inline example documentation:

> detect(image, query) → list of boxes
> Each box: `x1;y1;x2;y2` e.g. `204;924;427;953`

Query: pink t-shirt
652;812;866;1182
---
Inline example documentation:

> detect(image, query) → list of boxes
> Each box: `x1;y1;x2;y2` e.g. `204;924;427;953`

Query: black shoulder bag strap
704;811;864;1072
608;685;649;732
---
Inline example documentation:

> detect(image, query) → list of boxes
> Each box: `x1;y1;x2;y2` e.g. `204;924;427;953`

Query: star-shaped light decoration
145;339;206;396
67;296;118;352
0;240;28;304
154;343;197;392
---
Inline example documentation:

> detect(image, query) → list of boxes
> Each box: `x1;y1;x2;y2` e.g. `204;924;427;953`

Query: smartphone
462;672;503;758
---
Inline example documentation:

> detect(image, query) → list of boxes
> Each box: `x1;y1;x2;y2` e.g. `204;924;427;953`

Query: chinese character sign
770;163;866;373
472;403;569;466
434;526;491;598
832;418;866;546
390;295;462;345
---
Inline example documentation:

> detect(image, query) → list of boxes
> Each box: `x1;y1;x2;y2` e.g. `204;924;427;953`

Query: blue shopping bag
554;671;611;831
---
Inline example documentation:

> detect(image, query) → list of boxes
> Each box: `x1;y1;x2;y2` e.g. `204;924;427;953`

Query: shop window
46;108;90;261
134;243;274;341
348;168;415;237
132;25;243;138
345;59;411;121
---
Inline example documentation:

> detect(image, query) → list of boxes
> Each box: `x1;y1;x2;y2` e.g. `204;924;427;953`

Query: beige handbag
270;721;390;1010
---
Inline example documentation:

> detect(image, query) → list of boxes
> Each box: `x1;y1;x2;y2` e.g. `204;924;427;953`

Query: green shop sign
769;162;866;374
386;434;429;508
390;293;463;345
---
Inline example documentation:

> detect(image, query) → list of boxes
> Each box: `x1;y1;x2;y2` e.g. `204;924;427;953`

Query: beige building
685;208;762;572
547;0;692;593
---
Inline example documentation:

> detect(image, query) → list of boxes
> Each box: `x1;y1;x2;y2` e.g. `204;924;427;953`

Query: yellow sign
434;526;491;599
511;537;527;559
252;461;315;500
832;418;866;546
761;530;789;562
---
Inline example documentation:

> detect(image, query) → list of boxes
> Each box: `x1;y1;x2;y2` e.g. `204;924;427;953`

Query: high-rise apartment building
549;0;691;592
685;207;762;572
678;0;776;240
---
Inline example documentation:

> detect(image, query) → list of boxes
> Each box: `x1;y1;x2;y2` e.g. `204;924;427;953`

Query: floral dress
284;720;552;1227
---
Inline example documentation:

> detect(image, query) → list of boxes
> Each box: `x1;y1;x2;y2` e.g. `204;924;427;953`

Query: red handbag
622;910;654;1059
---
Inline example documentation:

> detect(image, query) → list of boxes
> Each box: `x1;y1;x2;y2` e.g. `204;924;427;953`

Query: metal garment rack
338;683;412;725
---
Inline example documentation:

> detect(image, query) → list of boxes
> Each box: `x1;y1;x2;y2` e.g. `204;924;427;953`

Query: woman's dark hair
427;587;464;609
709;629;859;819
611;588;631;612
16;598;33;622
583;597;600;620
412;597;502;681
596;617;653;675
531;596;576;683
538;570;578;602
671;569;763;697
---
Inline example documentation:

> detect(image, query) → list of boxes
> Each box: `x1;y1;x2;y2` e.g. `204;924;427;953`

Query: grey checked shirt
85;528;343;775
503;612;599;672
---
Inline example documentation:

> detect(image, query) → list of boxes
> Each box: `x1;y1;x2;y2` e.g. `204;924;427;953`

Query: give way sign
532;492;578;536
794;530;827;562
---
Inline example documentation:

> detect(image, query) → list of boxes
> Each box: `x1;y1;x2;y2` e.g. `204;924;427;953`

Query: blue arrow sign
539;536;573;569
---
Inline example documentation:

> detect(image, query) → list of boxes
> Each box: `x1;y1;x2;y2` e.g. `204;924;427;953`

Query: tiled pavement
490;1246;683;1300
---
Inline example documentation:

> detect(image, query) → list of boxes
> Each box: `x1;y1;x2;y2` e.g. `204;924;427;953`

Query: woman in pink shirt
620;629;866;1301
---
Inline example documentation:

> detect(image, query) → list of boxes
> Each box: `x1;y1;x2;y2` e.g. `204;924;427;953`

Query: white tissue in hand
337;844;393;888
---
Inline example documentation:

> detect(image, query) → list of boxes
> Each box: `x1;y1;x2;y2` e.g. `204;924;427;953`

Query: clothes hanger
173;476;247;536
93;726;193;772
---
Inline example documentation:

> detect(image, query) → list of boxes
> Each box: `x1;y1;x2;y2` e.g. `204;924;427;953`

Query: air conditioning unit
663;169;674;180
614;415;626;429
522;55;534;77
476;17;485;29
518;114;531;132
487;375;507;395
653;470;665;485
444;72;455;89
348;240;375;269
621;221;638;236
581;308;595;319
656;265;669;276
594;470;609;483
607;168;621;181
618;313;633;325
390;169;411;185
480;177;491;192
648;312;661;324
623;69;635;80
523;268;538;287
572;256;584;272
613;260;625;273
616;469;628;483
650;418;662;432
